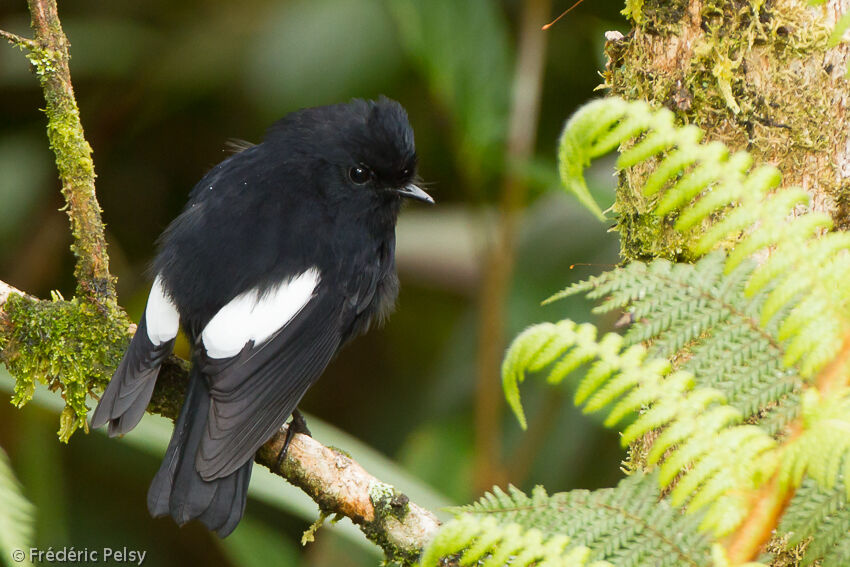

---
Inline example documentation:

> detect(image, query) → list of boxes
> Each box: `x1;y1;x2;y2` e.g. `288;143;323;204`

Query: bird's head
266;97;433;205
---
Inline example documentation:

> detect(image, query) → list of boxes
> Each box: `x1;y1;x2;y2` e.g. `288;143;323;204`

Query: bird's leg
275;409;312;470
289;409;312;437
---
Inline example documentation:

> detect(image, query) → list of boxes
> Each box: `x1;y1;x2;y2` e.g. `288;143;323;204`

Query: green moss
26;44;113;301
833;182;850;231
25;48;57;78
1;292;129;441
301;511;329;545
26;48;96;194
612;166;693;262
45;92;106;297
633;0;687;36
616;211;691;262
621;0;644;25
362;481;417;565
605;0;844;254
26;48;96;189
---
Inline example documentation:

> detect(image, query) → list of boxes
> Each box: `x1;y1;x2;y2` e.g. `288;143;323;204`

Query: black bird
91;97;432;537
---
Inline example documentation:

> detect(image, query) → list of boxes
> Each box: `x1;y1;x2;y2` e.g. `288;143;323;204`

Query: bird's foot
275;409;312;471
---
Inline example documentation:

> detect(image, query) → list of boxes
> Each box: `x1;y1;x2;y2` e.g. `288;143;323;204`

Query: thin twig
542;0;588;30
0;28;37;51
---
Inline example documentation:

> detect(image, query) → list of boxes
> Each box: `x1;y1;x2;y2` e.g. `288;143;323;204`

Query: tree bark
605;0;850;260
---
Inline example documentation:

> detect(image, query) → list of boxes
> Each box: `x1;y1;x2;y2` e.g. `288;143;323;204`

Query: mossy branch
0;281;440;562
0;1;439;561
1;0;114;302
0;28;37;51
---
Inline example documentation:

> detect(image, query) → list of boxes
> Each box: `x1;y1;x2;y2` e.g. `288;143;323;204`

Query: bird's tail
147;366;252;537
91;315;174;436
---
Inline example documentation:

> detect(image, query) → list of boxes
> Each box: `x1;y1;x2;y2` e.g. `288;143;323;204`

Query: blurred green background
0;0;629;565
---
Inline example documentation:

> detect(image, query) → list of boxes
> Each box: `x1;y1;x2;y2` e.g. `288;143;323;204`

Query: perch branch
0;281;440;562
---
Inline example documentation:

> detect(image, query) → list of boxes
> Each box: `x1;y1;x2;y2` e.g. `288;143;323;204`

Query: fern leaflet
0;447;33;567
420;515;610;567
450;472;713;567
778;476;850;566
550;252;801;433
502;316;777;535
782;388;850;498
422;473;737;566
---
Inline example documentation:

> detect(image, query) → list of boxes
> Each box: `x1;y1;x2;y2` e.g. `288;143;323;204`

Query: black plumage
90;97;431;537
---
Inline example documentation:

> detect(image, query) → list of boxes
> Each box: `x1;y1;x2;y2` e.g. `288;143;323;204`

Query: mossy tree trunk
604;0;850;261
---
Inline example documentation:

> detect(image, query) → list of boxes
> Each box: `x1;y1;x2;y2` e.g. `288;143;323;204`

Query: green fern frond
779;476;850;566
502;316;777;535
494;94;850;565
782;388;850;498
0;448;33;567
560;97;824;266
549;252;801;431
558;97;850;378
419;515;611;567
436;473;712;567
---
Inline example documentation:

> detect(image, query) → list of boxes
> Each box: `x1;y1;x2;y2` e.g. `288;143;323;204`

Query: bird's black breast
340;231;399;341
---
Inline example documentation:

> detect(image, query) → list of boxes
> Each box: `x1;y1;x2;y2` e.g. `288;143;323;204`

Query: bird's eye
348;166;372;185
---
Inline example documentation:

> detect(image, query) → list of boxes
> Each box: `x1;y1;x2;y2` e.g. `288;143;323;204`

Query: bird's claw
275;409;311;470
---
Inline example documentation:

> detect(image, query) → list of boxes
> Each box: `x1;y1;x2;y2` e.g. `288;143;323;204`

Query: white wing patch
202;268;321;359
145;275;180;345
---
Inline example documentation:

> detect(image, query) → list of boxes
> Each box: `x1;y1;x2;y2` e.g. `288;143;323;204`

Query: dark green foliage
779;477;850;566
555;252;801;433
454;472;713;567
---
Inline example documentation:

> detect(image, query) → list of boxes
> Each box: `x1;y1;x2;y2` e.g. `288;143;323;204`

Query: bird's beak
396;183;434;204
